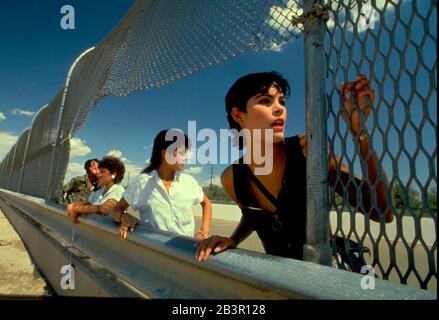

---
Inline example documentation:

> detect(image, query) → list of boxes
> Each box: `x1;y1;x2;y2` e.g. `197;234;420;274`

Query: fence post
45;47;95;201
18;109;46;194
302;0;332;266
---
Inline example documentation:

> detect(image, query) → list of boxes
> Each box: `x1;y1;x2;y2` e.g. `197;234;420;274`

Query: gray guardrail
0;188;436;299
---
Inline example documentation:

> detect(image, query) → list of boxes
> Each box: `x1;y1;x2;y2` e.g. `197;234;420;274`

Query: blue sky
0;0;436;193
0;0;307;186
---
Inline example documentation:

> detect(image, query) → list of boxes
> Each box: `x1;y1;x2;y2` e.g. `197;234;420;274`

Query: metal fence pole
18;108;45;194
302;0;331;266
45;47;95;201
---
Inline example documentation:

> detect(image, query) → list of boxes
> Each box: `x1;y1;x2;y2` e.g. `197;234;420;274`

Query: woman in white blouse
67;156;126;224
111;129;212;240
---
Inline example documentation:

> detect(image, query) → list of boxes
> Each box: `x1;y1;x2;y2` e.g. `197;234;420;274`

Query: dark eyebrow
254;93;285;99
254;93;274;99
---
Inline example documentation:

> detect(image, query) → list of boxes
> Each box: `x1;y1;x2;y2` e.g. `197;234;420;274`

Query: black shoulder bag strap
242;164;280;208
242;165;284;231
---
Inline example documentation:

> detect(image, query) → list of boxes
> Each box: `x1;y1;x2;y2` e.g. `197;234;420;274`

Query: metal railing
0;0;436;291
0;188;435;299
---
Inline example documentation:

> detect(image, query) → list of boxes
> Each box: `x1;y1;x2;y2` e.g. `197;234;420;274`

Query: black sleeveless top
233;136;307;260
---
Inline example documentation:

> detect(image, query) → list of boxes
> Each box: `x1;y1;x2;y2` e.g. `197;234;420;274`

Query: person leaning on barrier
110;129;212;241
67;156;126;224
57;158;100;205
196;72;394;262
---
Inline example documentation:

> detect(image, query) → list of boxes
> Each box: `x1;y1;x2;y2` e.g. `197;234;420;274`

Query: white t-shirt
88;184;125;205
123;170;204;237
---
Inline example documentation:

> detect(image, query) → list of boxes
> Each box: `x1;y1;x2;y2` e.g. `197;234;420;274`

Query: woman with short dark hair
67;156;126;224
196;72;393;262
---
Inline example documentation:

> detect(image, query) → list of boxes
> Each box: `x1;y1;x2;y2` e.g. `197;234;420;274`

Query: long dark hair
142;129;189;174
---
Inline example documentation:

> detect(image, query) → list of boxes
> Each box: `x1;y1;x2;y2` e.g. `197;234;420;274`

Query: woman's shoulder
220;166;238;202
111;183;126;192
221;165;233;185
286;134;307;157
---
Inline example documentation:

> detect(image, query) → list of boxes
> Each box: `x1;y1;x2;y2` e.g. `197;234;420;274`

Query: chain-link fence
0;0;435;291
8;128;30;192
0;0;304;201
325;0;436;290
100;0;303;97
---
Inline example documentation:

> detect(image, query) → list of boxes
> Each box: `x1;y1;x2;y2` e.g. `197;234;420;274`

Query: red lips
271;118;285;130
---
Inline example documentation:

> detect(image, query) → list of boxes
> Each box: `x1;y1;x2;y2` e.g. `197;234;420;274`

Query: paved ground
0;208;53;297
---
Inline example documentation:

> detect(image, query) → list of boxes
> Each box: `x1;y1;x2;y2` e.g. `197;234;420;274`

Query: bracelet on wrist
197;230;208;239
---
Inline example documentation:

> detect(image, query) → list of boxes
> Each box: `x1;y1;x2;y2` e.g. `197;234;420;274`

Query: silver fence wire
325;0;437;290
20;93;63;198
64;0;304;135
0;152;9;188
0;0;304;199
101;0;304;97
0;0;435;291
8;128;30;192
3;146;15;190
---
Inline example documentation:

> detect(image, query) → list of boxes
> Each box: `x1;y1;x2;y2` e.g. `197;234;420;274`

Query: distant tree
392;184;422;209
203;185;233;203
428;187;437;210
392;185;404;208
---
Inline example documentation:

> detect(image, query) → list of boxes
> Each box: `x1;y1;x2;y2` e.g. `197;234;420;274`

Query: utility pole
210;165;214;189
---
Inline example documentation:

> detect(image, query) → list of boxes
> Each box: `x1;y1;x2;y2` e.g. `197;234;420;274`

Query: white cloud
123;162;143;185
107;149;123;158
0;112;5;121
70;138;91;158
184;166;203;175
266;0;303;40
106;149;128;163
63;162;85;184
266;0;408;38
0;131;18;160
105;149;144;185
264;41;287;53
11;109;35;117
